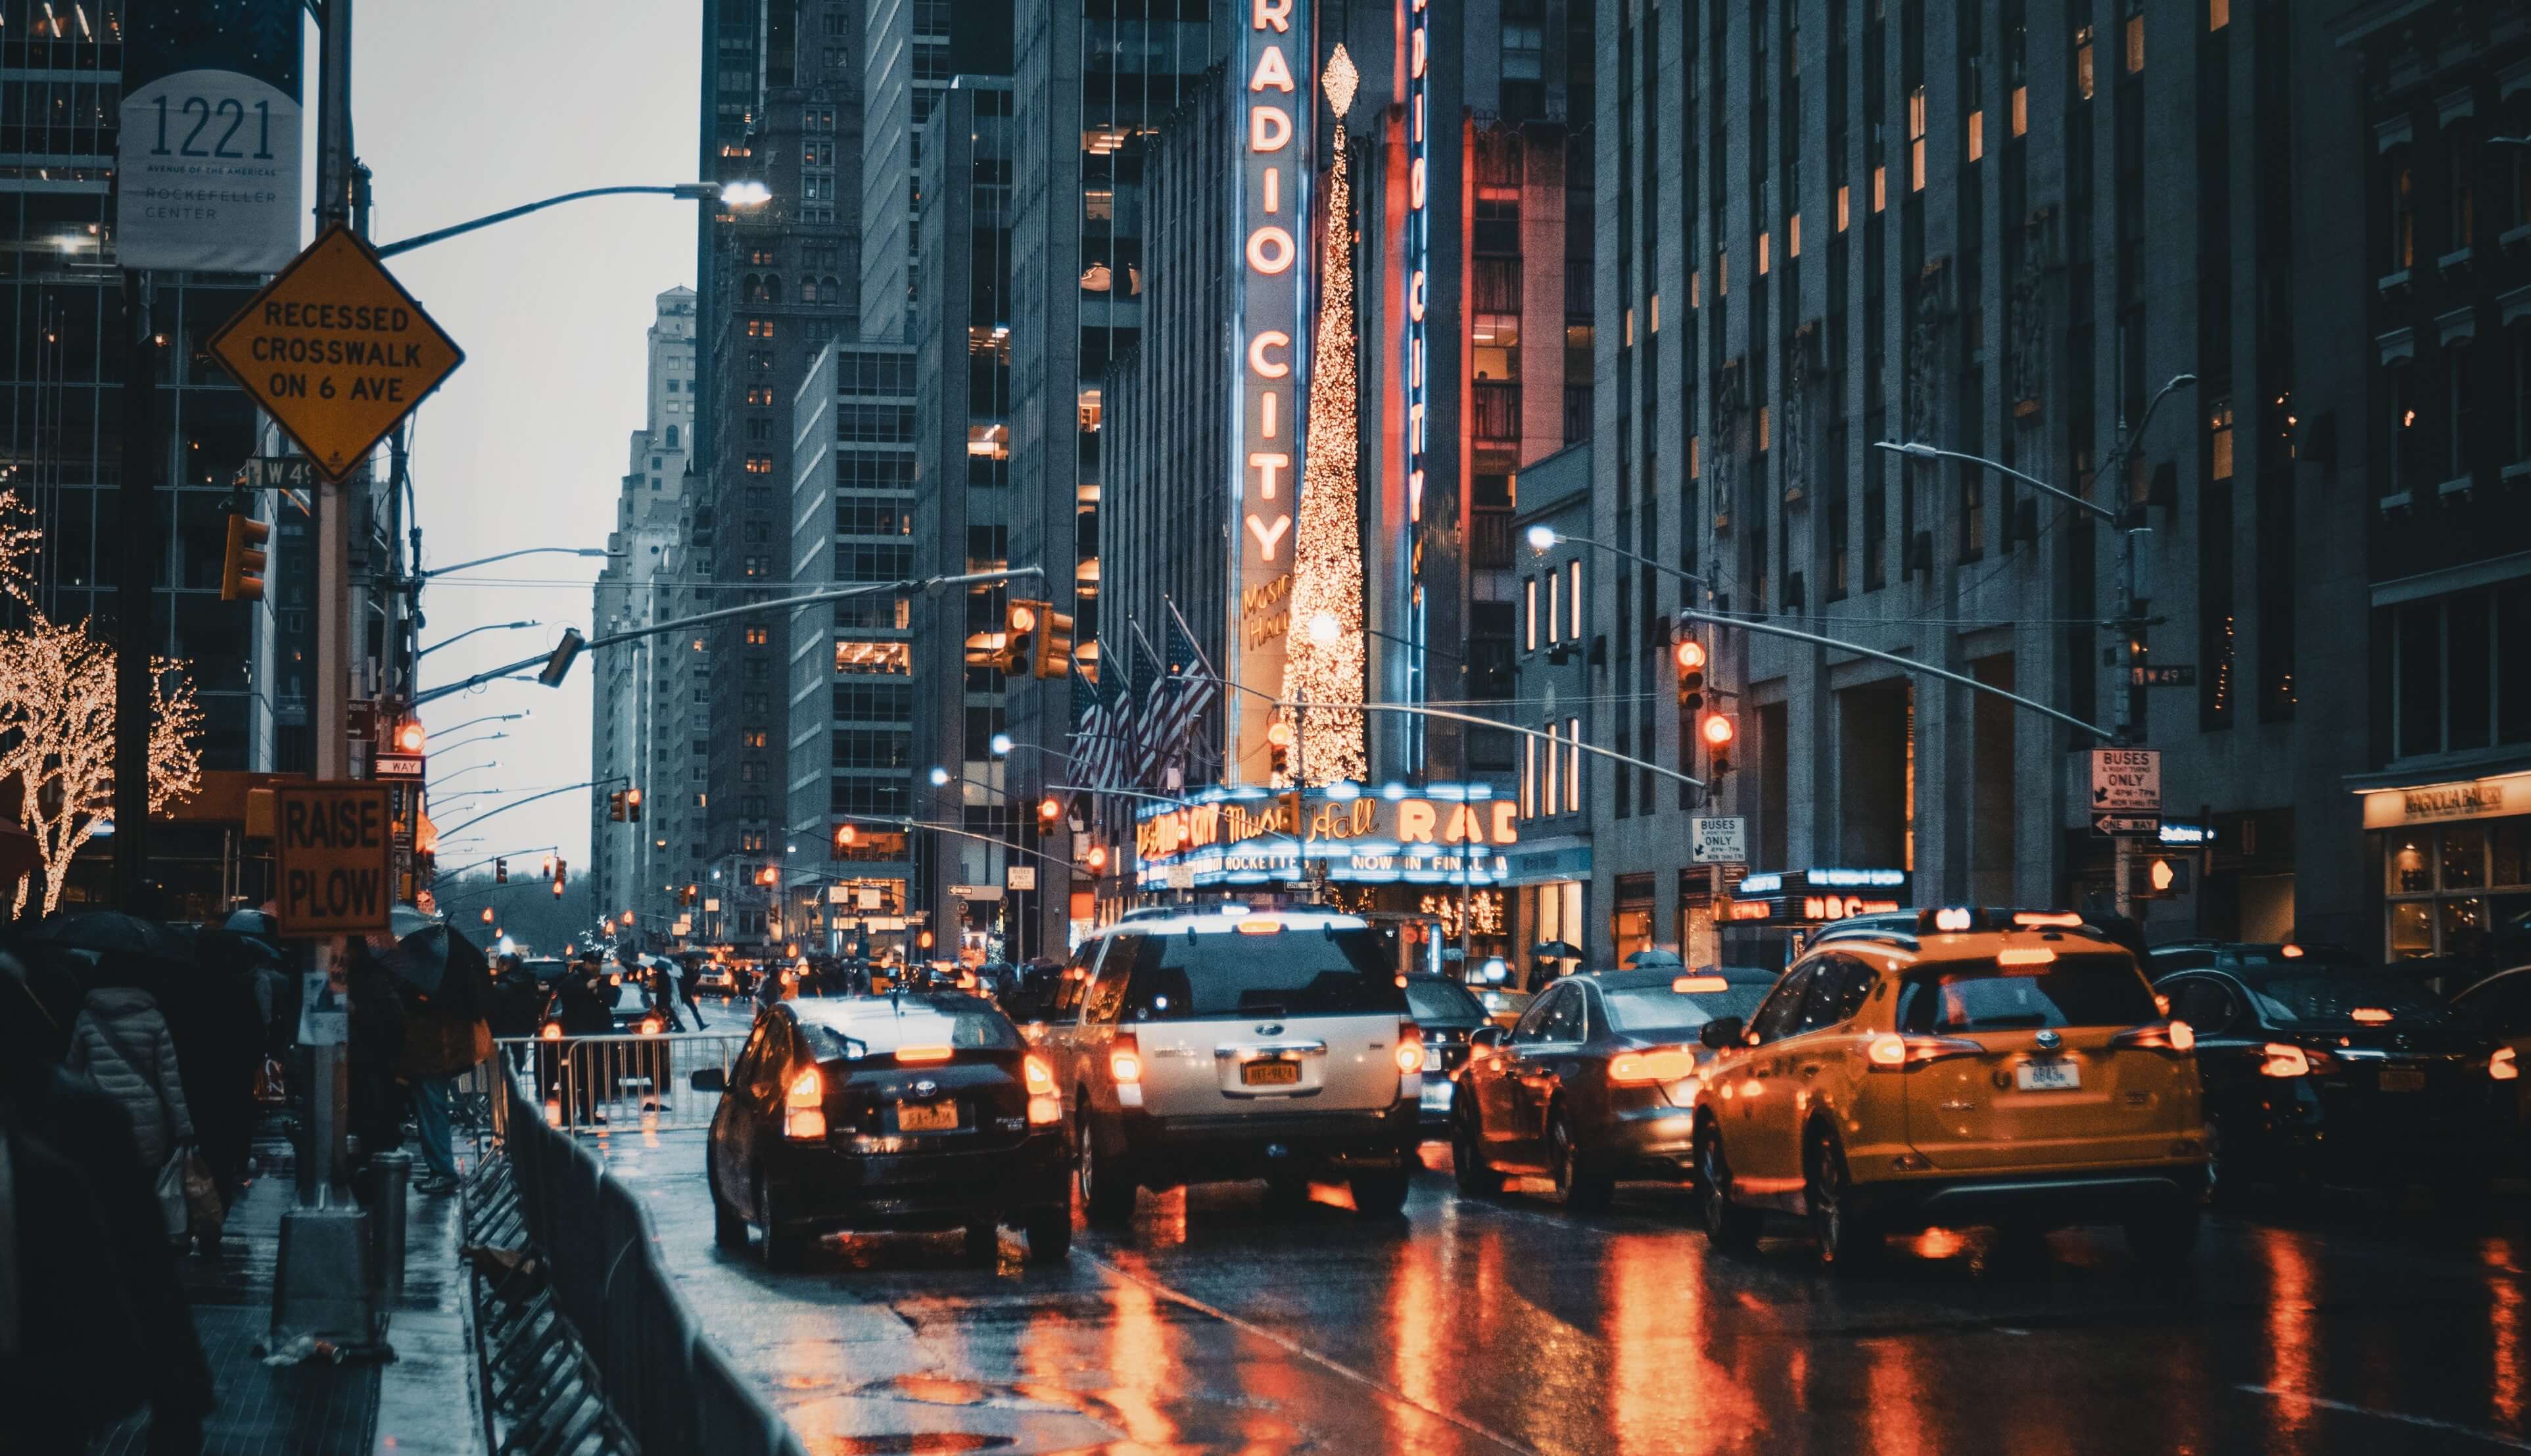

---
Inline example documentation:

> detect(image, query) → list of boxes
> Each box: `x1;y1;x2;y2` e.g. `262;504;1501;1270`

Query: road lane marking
1078;1250;1541;1456
2237;1386;2531;1450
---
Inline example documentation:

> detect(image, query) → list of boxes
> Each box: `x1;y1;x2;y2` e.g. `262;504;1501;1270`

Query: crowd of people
0;899;502;1454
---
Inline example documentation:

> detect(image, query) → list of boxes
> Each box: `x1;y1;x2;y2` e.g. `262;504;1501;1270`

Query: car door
1509;982;1592;1153
711;1018;769;1208
1783;955;1877;1145
1461;994;1552;1160
1075;933;1141;1114
1726;962;1819;1195
1038;937;1102;1108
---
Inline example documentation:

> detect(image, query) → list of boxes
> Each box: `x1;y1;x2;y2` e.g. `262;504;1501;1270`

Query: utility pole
112;272;160;908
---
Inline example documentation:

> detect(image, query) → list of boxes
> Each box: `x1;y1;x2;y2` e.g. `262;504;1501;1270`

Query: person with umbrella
550;949;615;1125
382;922;494;1194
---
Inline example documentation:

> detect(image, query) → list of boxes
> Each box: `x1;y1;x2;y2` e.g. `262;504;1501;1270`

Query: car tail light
540;1022;563;1041
1395;1022;1425;1074
1109;1033;1142;1085
2350;1008;2392;1024
784;1066;826;1140
1024;1053;1056;1094
639;1016;663;1036
2112;1021;2195;1054
2492;1047;2520;1082
1609;1048;1696;1084
2260;1043;2311;1079
1865;1033;1989;1071
896;1045;953;1064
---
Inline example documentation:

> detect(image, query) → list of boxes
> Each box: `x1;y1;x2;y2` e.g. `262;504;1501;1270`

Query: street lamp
417;621;542;659
420;547;615;580
431;711;529;738
429;730;508;758
375;180;771;259
928;766;951;787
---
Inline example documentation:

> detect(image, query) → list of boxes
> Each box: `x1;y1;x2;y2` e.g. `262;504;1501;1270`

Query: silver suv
1037;906;1425;1224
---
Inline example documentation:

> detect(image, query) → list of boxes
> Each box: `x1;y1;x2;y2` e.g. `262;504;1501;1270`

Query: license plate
1242;1060;1301;1087
896;1100;959;1131
2379;1068;2426;1093
1420;1078;1455;1112
2015;1060;2081;1092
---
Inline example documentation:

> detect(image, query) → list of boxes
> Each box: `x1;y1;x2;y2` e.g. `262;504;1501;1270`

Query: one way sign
2089;748;2161;814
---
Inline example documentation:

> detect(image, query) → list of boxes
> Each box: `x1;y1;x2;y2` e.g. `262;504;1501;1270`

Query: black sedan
1451;967;1777;1210
698;991;1071;1269
2154;959;2514;1201
1404;974;1492;1131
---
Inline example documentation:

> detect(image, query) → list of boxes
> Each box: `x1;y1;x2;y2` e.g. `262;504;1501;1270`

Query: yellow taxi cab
1690;908;2207;1269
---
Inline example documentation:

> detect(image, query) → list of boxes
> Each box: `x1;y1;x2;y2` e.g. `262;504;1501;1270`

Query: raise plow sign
273;782;395;935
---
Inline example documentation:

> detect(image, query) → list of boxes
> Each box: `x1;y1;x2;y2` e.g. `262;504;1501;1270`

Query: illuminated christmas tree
1281;45;1368;786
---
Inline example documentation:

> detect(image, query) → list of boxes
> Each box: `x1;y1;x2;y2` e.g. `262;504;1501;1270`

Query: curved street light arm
435;778;627;842
376;184;717;259
417;621;540;659
420;546;612;581
832;814;1082;878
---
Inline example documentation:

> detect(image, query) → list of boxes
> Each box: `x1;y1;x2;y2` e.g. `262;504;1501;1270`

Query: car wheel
1077;1109;1136;1228
1452;1100;1505;1196
1697;1122;1763;1252
1023;1205;1072;1265
756;1169;807;1271
2123;1200;2202;1265
1348;1168;1411;1218
963;1220;1002;1267
708;1162;747;1251
1804;1127;1878;1272
1549;1106;1615;1213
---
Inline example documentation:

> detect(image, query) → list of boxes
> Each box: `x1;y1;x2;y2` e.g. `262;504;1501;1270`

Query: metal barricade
491;1031;749;1136
490;1064;809;1456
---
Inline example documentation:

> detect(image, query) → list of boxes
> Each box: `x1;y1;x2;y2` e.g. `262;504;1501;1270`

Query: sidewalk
94;1135;486;1456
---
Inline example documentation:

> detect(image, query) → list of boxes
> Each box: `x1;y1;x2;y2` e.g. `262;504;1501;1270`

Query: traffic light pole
111;269;161;911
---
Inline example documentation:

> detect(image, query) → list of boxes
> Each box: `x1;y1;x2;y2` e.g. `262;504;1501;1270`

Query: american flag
1144;604;1220;791
1064;661;1110;794
1085;642;1135;789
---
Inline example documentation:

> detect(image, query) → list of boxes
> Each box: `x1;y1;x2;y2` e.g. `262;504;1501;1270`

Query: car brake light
2350;1008;2392;1024
539;1022;563;1041
1673;975;1730;993
784;1066;826;1140
1237;919;1284;935
2279;944;2305;958
2493;1047;2520;1082
1866;1033;1988;1070
639;1016;663;1036
1395;1022;1425;1074
1109;1033;1142;1085
2111;1021;2196;1052
2260;1043;2311;1079
1024;1053;1055;1094
1609;1048;1695;1084
1996;947;2056;966
897;1045;953;1064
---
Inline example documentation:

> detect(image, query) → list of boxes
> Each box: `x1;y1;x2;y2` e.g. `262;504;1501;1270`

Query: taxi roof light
2012;911;2085;928
1931;907;1975;933
1995;946;2056;966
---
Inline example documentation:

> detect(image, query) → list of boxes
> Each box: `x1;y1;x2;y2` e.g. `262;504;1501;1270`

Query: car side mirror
688;1068;727;1092
1469;1025;1509;1048
1699;1017;1745;1050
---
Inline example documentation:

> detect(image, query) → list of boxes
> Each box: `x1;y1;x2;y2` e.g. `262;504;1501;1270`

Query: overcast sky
340;3;696;874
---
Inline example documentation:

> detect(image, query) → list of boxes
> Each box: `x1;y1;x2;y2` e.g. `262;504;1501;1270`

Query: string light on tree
1279;43;1368;786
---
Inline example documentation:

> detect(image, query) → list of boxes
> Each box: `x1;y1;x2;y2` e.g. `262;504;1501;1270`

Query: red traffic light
1701;713;1738;749
392;718;426;754
1085;845;1109;873
1674;639;1707;673
1038;796;1062;823
836;823;857;847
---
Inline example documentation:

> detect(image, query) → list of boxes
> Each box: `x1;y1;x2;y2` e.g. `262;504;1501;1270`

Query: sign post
1690;816;1749;866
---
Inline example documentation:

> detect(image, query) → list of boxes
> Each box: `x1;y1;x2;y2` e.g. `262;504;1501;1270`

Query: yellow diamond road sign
206;225;465;481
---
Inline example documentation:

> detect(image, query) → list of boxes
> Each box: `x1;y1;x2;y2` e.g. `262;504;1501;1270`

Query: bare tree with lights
1279;44;1369;786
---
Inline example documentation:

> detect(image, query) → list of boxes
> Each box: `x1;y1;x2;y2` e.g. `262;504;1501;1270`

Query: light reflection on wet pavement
592;1131;2531;1456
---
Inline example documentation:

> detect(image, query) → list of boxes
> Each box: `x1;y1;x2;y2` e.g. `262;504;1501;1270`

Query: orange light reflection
2489;1240;2524;1430
2258;1227;2317;1450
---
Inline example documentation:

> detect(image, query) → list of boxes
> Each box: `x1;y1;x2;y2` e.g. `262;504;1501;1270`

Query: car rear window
1124;926;1406;1020
2242;973;2453;1027
1897;952;2159;1033
1404;979;1486;1023
1602;984;1772;1033
802;994;1020;1059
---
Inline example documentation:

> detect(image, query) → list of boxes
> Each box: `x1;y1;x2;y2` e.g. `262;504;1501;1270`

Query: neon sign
1400;0;1432;761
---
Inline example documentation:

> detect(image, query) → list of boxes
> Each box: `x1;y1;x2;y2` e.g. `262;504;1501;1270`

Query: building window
2447;344;2475;483
2208;0;2228;28
2449;132;2476;254
2012;85;2027;137
2123;11;2143;73
745;625;769;646
2389;149;2416;272
2388;364;2418;498
1565;716;1582;809
1567;560;1582;641
2075;26;2095;100
1837;185;1851;232
1525;576;1538;651
1788;213;1802;257
1548;569;1562;644
1523;734;1537;817
1544;723;1559;816
1968;109;1983;163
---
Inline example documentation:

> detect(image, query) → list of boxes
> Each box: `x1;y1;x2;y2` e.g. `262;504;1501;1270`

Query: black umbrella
20;910;190;964
1532;940;1584;962
381;922;491;1003
1626;947;1685;968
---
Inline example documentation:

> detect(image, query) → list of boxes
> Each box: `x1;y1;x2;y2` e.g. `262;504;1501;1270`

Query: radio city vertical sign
1400;0;1434;747
1227;0;1312;780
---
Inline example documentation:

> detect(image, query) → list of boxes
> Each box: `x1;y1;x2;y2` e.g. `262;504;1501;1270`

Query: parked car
1037;905;1423;1225
2154;960;2515;1200
1403;974;1491;1131
1473;985;1534;1029
1451;967;1777;1208
2450;965;2531;1140
1694;911;2207;1269
698;991;1069;1269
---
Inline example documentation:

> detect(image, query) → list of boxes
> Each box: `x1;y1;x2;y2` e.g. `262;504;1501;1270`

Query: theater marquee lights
1229;0;1312;782
1400;0;1433;759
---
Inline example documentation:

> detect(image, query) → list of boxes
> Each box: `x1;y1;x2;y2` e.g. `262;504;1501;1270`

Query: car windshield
2241;973;2453;1027
1601;983;1772;1033
2225;944;2371;973
1404;979;1486;1023
1124;926;1406;1020
805;993;1019;1058
1897;952;2159;1033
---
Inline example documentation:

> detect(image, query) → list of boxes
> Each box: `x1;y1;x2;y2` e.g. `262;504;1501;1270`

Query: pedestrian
62;983;197;1246
344;939;407;1174
674;955;709;1028
552;952;614;1125
4;954;212;1454
396;954;492;1197
643;956;686;1031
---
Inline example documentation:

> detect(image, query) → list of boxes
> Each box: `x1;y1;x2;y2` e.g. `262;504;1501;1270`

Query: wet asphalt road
587;1117;2531;1456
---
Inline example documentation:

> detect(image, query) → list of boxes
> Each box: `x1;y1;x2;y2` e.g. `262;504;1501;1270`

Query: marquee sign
1134;785;1519;889
1398;0;1435;760
1227;0;1313;780
1717;868;1914;928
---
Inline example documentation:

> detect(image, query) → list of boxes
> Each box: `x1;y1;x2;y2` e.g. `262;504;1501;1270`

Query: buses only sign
273;782;395;935
206;226;464;481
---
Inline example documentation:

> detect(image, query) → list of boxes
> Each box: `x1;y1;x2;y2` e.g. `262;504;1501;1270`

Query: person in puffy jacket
63;985;195;1175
